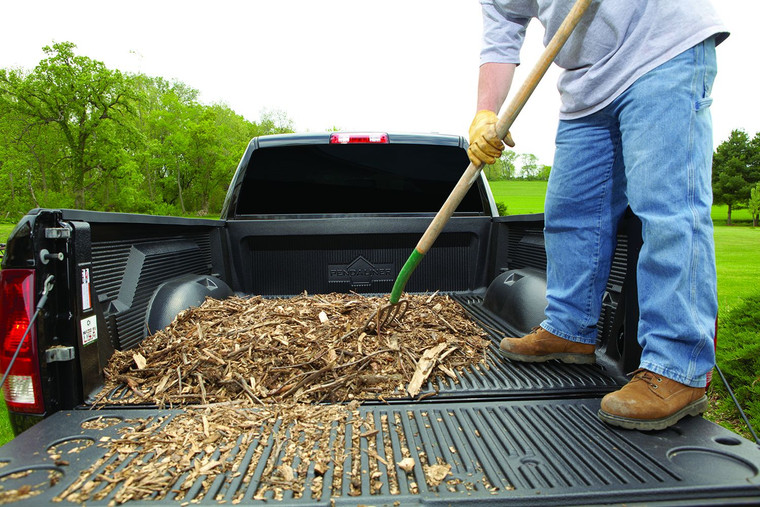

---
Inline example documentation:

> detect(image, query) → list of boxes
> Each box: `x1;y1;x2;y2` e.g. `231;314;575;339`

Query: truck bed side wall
52;212;226;409
81;216;225;350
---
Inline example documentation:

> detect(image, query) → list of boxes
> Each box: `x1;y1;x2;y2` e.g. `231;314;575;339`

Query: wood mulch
50;293;494;505
97;292;490;406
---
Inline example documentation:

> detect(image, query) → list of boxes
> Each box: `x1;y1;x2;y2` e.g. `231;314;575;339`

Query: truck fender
145;274;233;336
483;268;548;336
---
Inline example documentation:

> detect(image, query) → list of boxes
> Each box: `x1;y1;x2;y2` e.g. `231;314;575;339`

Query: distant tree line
485;128;760;227
5;43;757;226
483;150;551;182
712;129;760;226
0;42;294;222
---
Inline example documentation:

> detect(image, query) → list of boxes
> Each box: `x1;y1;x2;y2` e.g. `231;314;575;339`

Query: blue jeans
541;37;718;387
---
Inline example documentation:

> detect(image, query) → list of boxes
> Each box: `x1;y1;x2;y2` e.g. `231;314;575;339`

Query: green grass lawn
0;223;14;244
489;180;757;224
714;226;760;314
489;180;547;215
711;204;753;224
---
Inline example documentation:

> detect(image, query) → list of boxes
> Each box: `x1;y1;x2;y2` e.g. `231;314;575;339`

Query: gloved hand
467;110;515;167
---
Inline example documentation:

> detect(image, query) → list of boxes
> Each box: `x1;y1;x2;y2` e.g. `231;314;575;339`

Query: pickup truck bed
2;133;759;505
1;295;759;505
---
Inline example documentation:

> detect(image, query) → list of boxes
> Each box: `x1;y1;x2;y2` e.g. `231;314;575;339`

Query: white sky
1;0;757;167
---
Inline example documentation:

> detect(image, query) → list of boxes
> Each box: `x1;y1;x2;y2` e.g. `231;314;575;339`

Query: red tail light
0;269;44;414
329;133;389;144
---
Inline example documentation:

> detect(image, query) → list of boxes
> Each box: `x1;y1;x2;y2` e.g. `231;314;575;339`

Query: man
468;0;728;431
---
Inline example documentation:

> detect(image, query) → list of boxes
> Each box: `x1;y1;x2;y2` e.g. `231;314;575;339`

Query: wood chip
397;457;415;472
424;463;451;486
132;352;147;370
277;464;295;483
407;342;447;397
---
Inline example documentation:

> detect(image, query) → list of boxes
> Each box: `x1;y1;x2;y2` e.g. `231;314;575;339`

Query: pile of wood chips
98;292;490;406
57;293;492;505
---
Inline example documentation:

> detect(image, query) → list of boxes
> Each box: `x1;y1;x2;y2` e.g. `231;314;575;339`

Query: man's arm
476;62;517;113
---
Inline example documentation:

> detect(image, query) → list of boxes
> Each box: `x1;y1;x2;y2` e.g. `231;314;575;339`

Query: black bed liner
1;400;759;505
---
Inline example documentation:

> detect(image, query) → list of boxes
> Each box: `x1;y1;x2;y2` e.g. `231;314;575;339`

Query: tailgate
0;401;759;505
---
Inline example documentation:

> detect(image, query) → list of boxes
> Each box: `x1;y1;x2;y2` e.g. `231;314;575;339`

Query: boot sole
498;349;596;365
597;395;709;431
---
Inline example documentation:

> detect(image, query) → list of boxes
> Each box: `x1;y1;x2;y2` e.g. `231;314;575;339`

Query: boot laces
630;369;663;390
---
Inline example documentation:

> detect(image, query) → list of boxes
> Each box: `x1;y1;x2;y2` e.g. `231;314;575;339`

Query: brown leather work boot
499;326;595;364
598;369;708;431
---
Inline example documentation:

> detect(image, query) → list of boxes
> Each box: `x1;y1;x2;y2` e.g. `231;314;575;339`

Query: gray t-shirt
480;0;729;119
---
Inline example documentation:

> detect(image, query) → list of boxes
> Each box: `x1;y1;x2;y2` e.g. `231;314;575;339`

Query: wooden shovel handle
389;0;592;304
415;0;592;255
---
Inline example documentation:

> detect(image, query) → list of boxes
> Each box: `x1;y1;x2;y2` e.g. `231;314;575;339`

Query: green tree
127;76;198;214
0;42;136;208
749;182;760;228
0;95;74;219
257;109;295;135
537;163;552;181
197;103;263;214
0;103;31;217
130;77;288;216
1;42;295;218
483;150;517;180
712;129;760;225
518;153;550;180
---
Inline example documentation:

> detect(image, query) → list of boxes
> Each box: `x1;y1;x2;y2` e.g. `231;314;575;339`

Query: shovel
368;0;593;331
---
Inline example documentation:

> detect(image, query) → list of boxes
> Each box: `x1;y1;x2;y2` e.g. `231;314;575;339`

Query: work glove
467;110;515;167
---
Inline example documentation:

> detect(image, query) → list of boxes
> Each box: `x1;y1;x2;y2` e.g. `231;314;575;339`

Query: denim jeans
541;37;718;387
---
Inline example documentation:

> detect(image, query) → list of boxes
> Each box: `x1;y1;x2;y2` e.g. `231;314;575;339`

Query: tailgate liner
1;399;758;505
92;293;619;406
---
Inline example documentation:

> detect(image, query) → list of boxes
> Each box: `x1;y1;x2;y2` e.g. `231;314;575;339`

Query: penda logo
328;256;394;287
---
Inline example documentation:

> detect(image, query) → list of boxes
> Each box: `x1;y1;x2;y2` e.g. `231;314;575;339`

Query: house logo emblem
328;256;394;287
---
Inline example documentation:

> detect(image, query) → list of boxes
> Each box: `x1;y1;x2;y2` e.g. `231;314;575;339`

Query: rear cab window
233;136;488;216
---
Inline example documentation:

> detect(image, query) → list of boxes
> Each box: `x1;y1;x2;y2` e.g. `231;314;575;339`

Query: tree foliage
482;150;551;181
712;129;760;225
518;153;551;181
483;150;517;180
749;183;760;228
712;291;760;435
0;42;137;210
0;42;294;221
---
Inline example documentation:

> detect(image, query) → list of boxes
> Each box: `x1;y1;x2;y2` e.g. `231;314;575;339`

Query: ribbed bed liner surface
444;294;619;399
2;400;758;505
